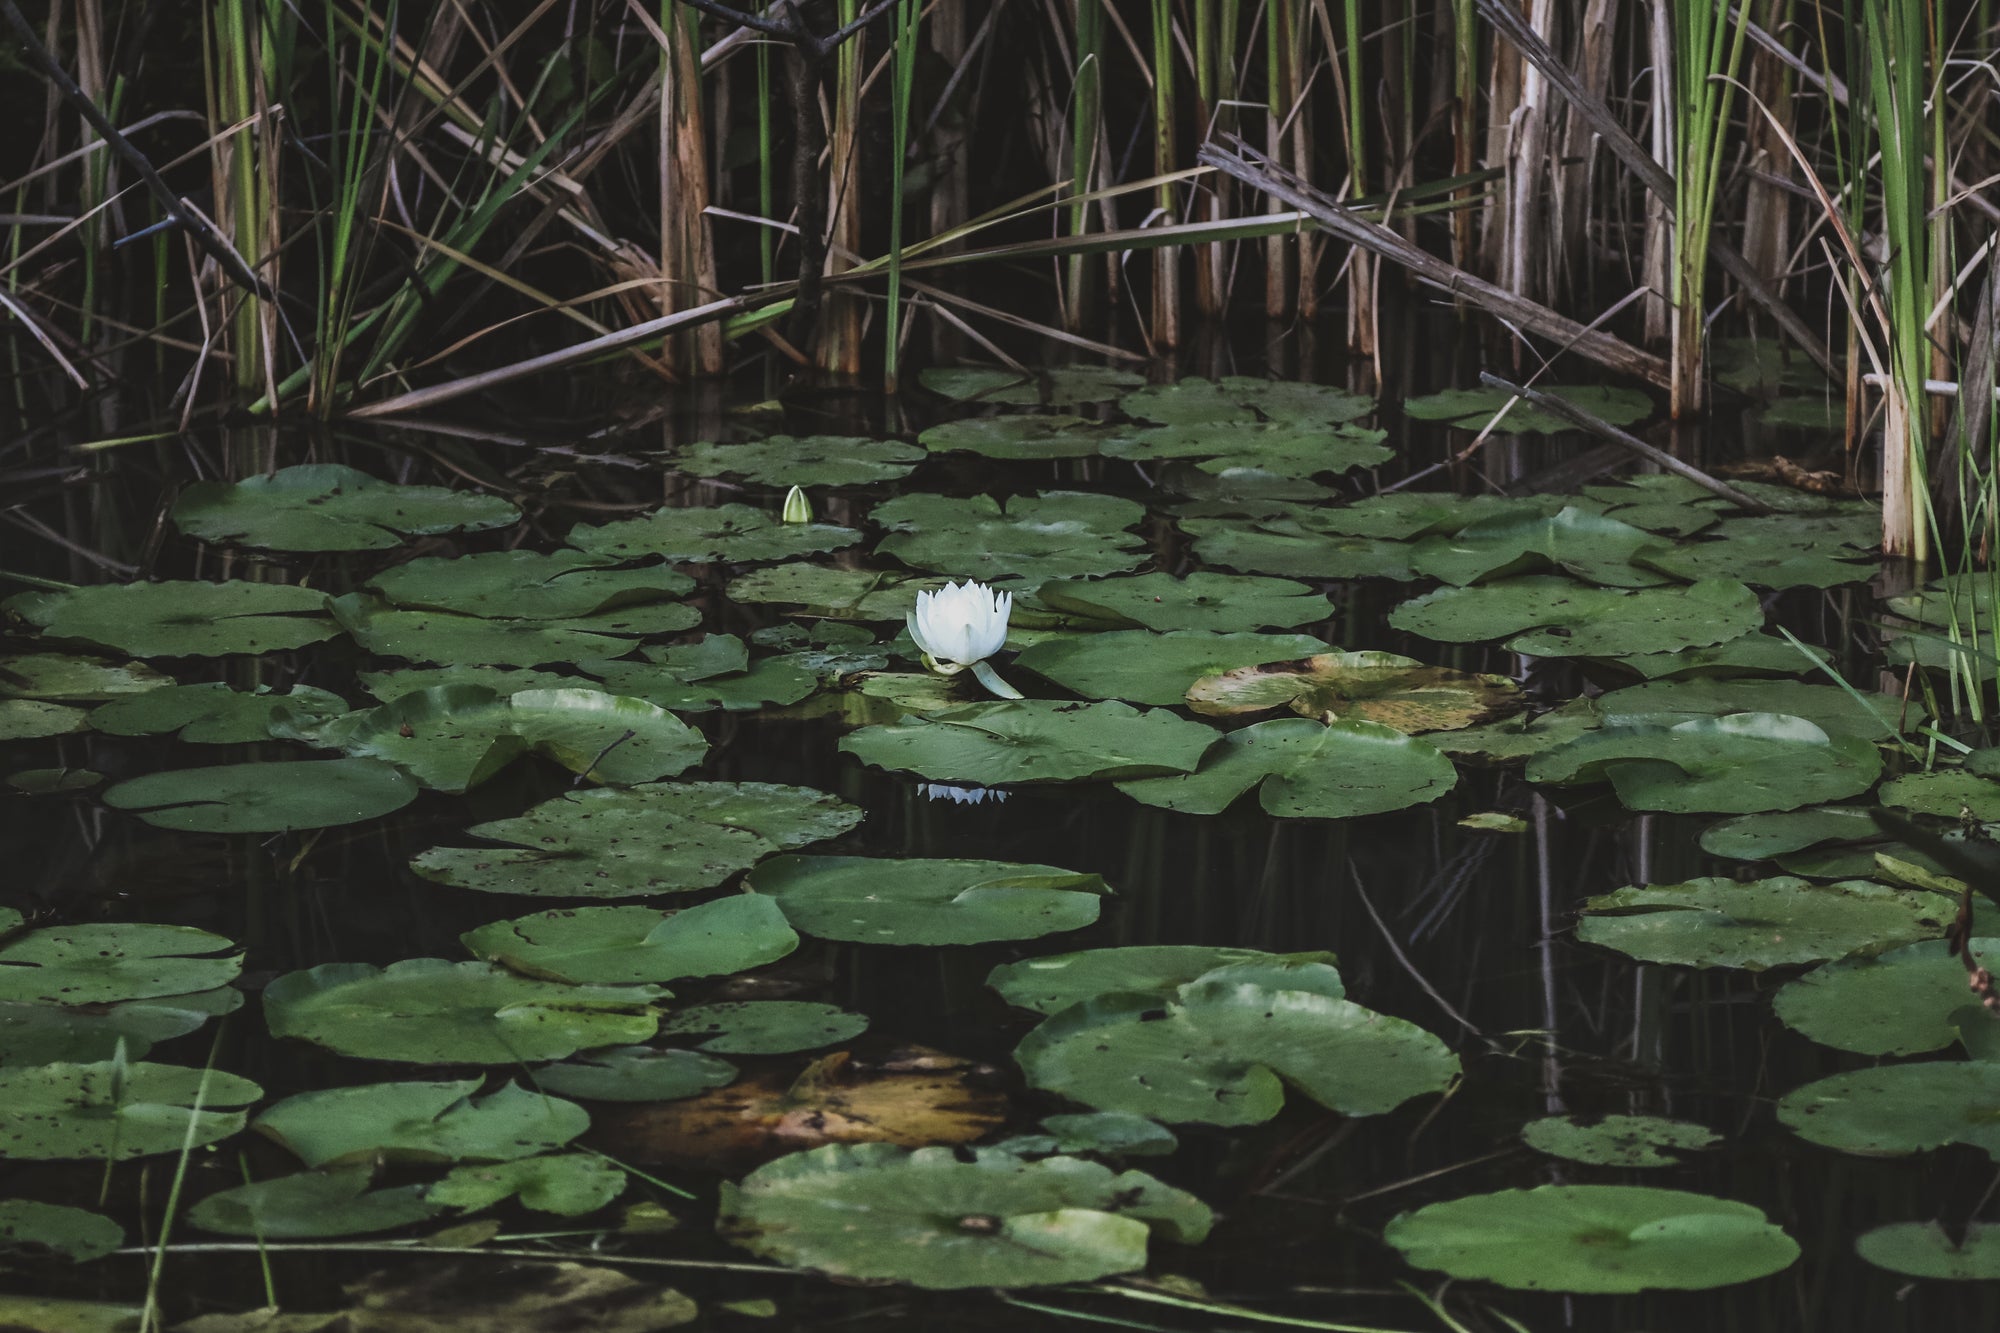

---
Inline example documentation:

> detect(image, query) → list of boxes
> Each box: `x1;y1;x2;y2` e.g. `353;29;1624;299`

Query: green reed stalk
1149;0;1180;347
815;0;865;378
882;0;920;393
1264;0;1300;318
755;20;774;286
1669;0;1752;418
1064;0;1105;332
312;0;398;412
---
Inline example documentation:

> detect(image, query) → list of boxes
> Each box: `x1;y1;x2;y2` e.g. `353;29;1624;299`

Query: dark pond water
4;326;1999;1331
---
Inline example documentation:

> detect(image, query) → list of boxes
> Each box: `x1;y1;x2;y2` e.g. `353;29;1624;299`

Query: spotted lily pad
1034;572;1332;632
1403;384;1653;433
6;581;337;657
1384;1185;1798;1292
412;780;860;898
1772;937;2000;1056
88;682;347;743
673;435;923;486
263;960;663;1064
1017;630;1326;707
1390;576;1765;657
841;700;1216;784
1778;1062;2000;1159
104;758;418;832
719;1143;1211;1288
1432;698;1603;762
190;1167;443;1238
1856;1222;2000;1280
429;1153;627;1216
568;504;860;564
1117;717;1455;818
987;946;1341;1015
1880;769;2000;820
0;921;240;1005
873;491;1148;589
1699;807;1883;861
1187;651;1519;732
1636;513;1877;589
1521;1115;1721;1167
660;1001;867;1055
172;464;518;551
0;1060;261;1160
1526;714;1883;813
1575;876;1952;969
366;549;694;620
254;1079;590;1167
0;653;169;700
746;855;1109;945
0;1200;123;1262
0;987;241;1066
459;896;799;984
726;565;948;620
0;700;87;738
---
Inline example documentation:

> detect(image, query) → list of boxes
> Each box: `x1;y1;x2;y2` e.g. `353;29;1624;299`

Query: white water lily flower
907;580;1012;672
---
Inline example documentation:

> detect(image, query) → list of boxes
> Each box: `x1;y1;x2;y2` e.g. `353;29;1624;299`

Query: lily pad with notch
1431;698;1603;763
872;491;1148;589
1778;1062;2000;1159
567;503;861;564
1390;576;1765;657
1594;677;1917;741
920;365;1145;406
1121;376;1374;427
1034;571;1332;632
1403;384;1653;433
190;1166;443;1238
1526;713;1883;813
1521;1114;1721;1167
254;1078;590;1168
1879;769;2000;820
1411;506;1669;588
1699;806;1883;861
1183;516;1419;581
988;946;1341;1016
428;1153;627;1216
919;414;1110;460
661;1001;867;1055
460;895;799;985
0;920;241;1005
0;1200;123;1262
1017;630;1327;707
745;854;1109;945
1856;1222;2000;1280
532;1046;738;1103
841;699;1217;785
366;548;694;620
1598;631;1831;681
1117;717;1456;818
0;1059;261;1161
0;986;241;1066
1575;876;1952;969
6;580;338;658
331;593;697;667
88;681;347;743
104;757;417;833
672;435;923;486
727;564;948;621
172;464;518;552
1187;650;1519;732
1772;936;2000;1056
0;653;169;700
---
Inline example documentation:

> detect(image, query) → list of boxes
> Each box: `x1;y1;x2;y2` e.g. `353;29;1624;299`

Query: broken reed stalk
660;0;724;377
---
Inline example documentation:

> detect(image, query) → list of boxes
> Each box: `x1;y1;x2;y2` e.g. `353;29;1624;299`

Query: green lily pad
719;1142;1211;1289
0;1060;261;1160
331;594;696;667
190;1166;443;1238
726;565;946;620
1412;506;1668;587
1121;376;1373;427
1521;1115;1721;1167
1403;384;1653;433
921;365;1145;405
1162;464;1339;512
367;549;694;620
8;767;98;794
1186;650;1519;732
1778;1062;2000;1159
172;464;518;551
1594;678;1915;741
104;758;417;833
1103;422;1391;477
254;1078;590;1167
660;1001;866;1055
1384;1185;1798;1293
1526;714;1883;813
1600;632;1831;680
1014;1112;1179;1159
1881;769;2000;819
429;1153;627;1216
0;921;240;1005
1432;698;1604;762
567;503;860;564
1014;967;1457;1125
1575;876;1952;969
1772;937;2000;1056
1637;513;1877;589
0;700;88;738
1856;1221;2000;1280
412;780;860;898
1183;516;1417;581
1390;576;1765;657
673;435;923;486
1699;806;1883;860
359;665;578;701
745;855;1109;945
587;653;818;713
1582;475;1729;536
1034;572;1332;632
0;987;241;1066
873;491;1148;589
88;682;347;743
919;414;1109;459
0;652;170;700
6;580;337;657
459;896;799;984
1307;492;1566;540
0;1200;123;1262
264;959;662;1064
841;699;1216;784
1017;630;1326;707
1117;717;1455;818
988;946;1341;1015
532;1046;738;1102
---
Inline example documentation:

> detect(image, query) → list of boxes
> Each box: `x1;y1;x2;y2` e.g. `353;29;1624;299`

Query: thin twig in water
1347;866;1483;1038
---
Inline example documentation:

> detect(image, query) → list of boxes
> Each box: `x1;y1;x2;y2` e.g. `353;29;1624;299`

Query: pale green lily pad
745;855;1109;945
1034;572;1332;632
660;1001;866;1055
1857;1222;2000;1280
254;1079;589;1167
920;414;1109;459
367;549;693;619
429;1153;626;1216
1183;517;1417;581
1699;807;1882;860
412;780;860;898
1594;678;1916;741
1521;1115;1721;1167
532;1046;737;1102
359;665;577;701
1576;876;1952;969
0;652;170;700
1308;492;1567;539
6;580;337;657
1121;376;1374;427
172;464;518;551
0;1060;261;1160
104;758;417;833
1023;1112;1178;1158
1778;1062;2000;1159
1432;698;1603;762
587;654;818;713
1601;632;1830;680
841;700;1216;785
190;1167;442;1238
1526;714;1883;813
1412;506;1667;587
988;946;1341;1015
1014;968;1457;1125
331;594;696;667
720;1142;1211;1289
263;959;662;1064
1881;769;2000;819
921;365;1145;405
1390;576;1765;657
1118;717;1455;818
1637;513;1877;589
726;565;946;620
459;896;799;984
1186;650;1519;732
568;503;860;564
1017;630;1325;706
0;1296;142;1331
1404;384;1653;433
0;1200;123;1262
1384;1185;1798;1293
1772;937;2000;1056
0;987;241;1065
0;700;88;738
1582;475;1728;536
88;682;347;743
674;435;923;486
873;491;1147;589
0;921;240;1005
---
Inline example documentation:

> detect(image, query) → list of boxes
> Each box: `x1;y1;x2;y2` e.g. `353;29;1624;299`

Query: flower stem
970;659;1024;700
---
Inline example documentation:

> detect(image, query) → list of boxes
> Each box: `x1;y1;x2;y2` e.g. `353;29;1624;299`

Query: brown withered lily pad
592;1045;1008;1172
1186;650;1521;733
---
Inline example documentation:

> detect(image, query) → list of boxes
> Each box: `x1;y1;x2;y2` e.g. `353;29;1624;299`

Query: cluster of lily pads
0;368;1994;1311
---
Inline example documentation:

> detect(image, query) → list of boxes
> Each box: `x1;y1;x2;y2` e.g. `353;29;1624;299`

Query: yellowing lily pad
1186;650;1519;732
